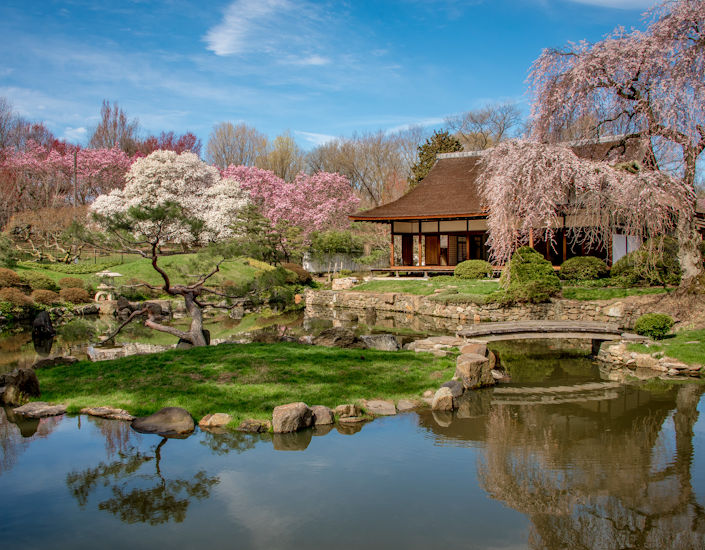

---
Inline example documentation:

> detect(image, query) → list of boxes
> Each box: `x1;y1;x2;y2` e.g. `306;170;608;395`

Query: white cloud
387;116;446;133
62;126;87;142
205;0;302;56
295;130;337;146
564;0;657;9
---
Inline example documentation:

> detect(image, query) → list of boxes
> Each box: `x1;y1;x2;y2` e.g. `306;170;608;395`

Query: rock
87;342;170;361
440;380;464;398
311;405;334;425
331;277;359;290
606;302;624;318
362;399;397;416
396;399;421;412
359;334;400;351
432;387;454;411
13;401;67;418
460;340;487;357
334;404;361;418
32;356;79;369
131;407;195;436
272;402;313;433
80;406;134;421
422;390;434;398
338;416;367;423
116;296;132;312
32;311;55;338
455;353;495;390
237;419;271;432
199;413;233;429
487;350;497;370
490;369;504;381
0;368;41;405
312;328;358;348
229;306;245;320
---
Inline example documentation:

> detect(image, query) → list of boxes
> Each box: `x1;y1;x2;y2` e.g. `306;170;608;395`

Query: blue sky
0;0;658;149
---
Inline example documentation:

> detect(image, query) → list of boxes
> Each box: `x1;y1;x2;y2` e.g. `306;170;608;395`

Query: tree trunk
676;213;703;289
183;293;207;347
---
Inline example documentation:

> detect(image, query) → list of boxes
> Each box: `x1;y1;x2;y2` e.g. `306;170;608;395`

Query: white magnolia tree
92;150;248;346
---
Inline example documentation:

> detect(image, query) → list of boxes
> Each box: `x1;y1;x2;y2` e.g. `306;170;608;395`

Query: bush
58;276;85;290
634;313;674;340
281;262;313;284
503;247;561;303
31;289;61;305
59;287;92;304
0;287;33;307
611;236;681;286
559;256;609;281
454;260;493;280
118;278;161;301
0;233;19;268
0;267;21;288
20;271;58;291
26;259;121;274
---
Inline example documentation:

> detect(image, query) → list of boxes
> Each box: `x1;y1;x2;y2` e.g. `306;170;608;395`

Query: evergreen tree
408;130;462;187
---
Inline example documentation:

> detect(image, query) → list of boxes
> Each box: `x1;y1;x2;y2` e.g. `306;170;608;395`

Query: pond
2;345;704;549
0;306;443;375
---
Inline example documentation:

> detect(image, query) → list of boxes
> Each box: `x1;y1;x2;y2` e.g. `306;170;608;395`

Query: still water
2;347;705;549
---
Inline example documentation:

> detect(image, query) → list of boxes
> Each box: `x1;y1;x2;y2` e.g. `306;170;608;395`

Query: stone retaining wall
305;289;659;330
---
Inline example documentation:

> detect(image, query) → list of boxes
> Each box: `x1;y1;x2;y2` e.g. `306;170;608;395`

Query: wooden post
466;232;470;261
390;231;395;267
418;230;423;266
562;231;567;263
529;228;534;248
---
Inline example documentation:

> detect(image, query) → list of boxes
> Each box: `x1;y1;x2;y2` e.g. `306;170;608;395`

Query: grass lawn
16;255;267;288
352;277;500;295
627;329;705;366
35;342;455;425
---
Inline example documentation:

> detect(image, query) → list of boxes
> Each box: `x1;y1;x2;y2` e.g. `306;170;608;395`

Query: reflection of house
351;137;702;271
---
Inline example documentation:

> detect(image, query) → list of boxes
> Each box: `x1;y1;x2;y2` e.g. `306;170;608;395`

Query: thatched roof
350;135;654;222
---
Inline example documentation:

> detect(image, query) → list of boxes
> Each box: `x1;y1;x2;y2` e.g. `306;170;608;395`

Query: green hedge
634;313;674;340
454;260;493;280
20;271;58;291
559;256;609;281
21;259;122;274
502;247;561;304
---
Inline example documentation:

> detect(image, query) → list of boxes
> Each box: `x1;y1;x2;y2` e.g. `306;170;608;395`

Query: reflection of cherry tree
477;385;705;549
66;438;219;525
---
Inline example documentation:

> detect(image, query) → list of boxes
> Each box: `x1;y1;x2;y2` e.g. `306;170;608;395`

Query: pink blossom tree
222;165;359;261
497;0;705;285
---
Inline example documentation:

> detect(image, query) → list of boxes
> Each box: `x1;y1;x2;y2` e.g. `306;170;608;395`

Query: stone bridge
456;320;647;355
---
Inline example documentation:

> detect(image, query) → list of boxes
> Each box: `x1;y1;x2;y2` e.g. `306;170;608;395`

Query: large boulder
198;413;232;429
334;403;361;418
432;387;454;411
131;407;195;437
272;402;313;433
32;311;55;339
359;334;400;352
311;405;334;426
455;353;495;390
13;401;66;418
0;368;41;405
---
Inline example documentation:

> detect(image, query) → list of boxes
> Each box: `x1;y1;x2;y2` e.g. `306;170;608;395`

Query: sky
0;0;660;149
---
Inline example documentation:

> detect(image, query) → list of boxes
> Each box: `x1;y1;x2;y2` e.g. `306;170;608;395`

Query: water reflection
66;430;219;525
0;406;62;474
419;382;705;549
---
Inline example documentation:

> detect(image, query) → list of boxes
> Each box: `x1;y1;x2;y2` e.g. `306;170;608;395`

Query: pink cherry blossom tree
503;0;705;285
92;151;249;346
222;165;359;261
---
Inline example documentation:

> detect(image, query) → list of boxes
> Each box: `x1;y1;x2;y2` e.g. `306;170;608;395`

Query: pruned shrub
59;287;91;304
454;260;493;280
0;287;33;307
21;271;58;291
611;236;681;286
0;267;22;288
502;247;561;303
559;256;609;281
634;313;674;340
31;289;61;305
58;276;85;290
281;262;313;284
